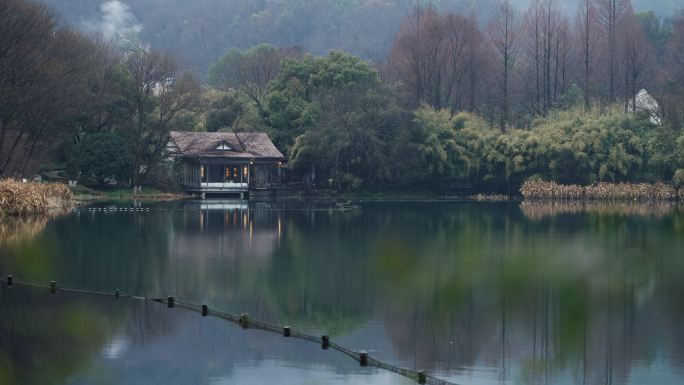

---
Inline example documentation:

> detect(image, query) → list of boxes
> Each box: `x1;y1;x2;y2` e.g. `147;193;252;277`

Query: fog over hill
41;0;683;76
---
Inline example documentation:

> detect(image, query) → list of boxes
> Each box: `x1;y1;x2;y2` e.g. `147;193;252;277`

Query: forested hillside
41;0;681;76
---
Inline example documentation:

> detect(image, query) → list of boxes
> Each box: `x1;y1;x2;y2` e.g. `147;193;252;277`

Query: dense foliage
66;133;132;185
4;0;684;193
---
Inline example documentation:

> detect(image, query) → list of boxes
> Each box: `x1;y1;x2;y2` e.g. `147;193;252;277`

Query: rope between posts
0;276;455;385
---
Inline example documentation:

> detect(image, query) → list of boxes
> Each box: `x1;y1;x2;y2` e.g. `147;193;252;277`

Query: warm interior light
200;166;204;178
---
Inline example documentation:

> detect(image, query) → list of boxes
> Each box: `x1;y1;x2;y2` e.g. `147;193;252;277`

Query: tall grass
521;180;680;201
0;179;73;216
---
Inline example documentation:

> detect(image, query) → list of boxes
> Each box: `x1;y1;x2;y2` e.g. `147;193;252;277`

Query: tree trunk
0;131;26;176
584;0;591;111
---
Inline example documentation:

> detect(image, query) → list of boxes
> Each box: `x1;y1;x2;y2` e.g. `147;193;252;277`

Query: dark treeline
3;0;684;192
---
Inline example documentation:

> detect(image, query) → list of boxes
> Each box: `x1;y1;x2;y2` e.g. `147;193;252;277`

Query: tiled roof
169;131;285;159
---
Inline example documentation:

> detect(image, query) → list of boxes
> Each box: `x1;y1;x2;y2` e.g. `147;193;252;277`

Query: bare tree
658;14;684;129
122;49;201;188
620;11;654;113
0;0;115;176
490;0;517;131
595;0;628;104
523;0;542;113
577;0;596;110
209;44;302;114
387;5;481;112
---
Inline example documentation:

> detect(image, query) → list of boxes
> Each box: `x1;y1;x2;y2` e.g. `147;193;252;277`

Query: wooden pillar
6;275;12;287
359;351;368;367
283;326;291;337
417;370;426;384
202;304;208;317
321;335;330;350
50;281;56;294
167;296;175;308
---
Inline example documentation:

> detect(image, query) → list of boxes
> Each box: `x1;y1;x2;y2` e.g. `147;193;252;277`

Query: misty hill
41;0;682;77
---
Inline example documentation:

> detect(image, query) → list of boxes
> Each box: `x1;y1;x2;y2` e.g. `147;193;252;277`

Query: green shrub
673;169;684;188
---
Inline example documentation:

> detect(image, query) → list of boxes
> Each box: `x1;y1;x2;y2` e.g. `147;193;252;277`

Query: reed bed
521;180;680;201
469;193;510;201
0;179;73;216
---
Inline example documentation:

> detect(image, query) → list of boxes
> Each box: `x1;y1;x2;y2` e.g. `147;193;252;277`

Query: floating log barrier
86;207;151;212
0;276;455;385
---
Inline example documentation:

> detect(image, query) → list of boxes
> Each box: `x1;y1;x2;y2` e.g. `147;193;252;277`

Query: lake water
1;200;684;385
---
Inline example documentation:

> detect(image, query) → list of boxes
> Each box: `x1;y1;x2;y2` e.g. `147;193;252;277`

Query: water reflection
520;200;682;219
1;201;684;384
0;216;48;246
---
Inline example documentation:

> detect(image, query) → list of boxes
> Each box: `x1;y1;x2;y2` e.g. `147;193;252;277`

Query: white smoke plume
86;1;142;41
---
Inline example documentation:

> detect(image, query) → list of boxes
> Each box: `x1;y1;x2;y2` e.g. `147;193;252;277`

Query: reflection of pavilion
168;202;283;266
198;200;249;211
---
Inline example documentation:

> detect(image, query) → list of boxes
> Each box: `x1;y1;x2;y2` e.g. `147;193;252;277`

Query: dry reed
0;179;73;216
521;180;680;201
469;193;510;201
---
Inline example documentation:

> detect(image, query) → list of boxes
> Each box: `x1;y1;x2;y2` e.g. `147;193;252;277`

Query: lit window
200;166;204;178
216;143;232;150
225;167;231;178
243;166;248;177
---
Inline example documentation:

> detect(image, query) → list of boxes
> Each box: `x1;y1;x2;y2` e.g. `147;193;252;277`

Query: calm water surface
1;200;684;385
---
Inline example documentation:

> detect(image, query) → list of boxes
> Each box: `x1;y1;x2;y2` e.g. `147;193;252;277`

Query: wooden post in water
167;296;175;308
50;281;56;294
283;326;291;337
359;351;368;367
115;289;120;299
239;313;249;329
417;370;426;384
321;335;330;350
202;305;208;317
6;275;12;287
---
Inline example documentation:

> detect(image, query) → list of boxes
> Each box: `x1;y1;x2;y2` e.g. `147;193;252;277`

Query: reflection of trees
369;203;684;384
263;208;374;334
0;287;129;385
